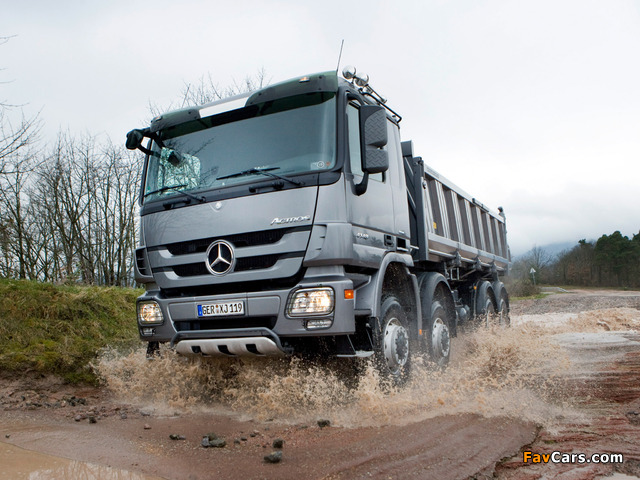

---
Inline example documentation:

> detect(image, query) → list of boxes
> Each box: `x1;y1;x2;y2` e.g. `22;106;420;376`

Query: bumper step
175;337;286;357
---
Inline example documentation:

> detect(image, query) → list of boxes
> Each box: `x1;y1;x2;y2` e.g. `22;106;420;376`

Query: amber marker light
344;289;354;300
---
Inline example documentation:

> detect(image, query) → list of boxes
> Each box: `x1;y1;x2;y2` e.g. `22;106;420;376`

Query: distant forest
512;231;640;290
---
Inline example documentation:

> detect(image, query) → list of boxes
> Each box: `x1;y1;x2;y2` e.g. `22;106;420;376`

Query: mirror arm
355;171;369;196
138;145;152;156
148;132;165;149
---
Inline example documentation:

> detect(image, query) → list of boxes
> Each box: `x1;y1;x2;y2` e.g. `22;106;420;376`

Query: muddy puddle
95;306;640;430
0;442;163;480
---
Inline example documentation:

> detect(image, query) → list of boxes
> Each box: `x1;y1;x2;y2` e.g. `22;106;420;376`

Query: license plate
197;301;245;317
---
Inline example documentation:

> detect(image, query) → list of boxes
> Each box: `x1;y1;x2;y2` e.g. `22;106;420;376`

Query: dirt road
1;289;639;479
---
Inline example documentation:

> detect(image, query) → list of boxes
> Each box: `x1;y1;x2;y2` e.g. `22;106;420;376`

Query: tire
476;281;497;328
374;296;411;386
146;341;160;359
497;292;510;327
425;301;451;368
482;297;496;327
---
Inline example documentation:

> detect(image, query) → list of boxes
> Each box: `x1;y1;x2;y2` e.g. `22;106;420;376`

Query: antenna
336;39;344;72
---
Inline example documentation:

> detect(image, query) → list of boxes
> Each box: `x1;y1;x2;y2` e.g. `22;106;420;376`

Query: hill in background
513;241;577;260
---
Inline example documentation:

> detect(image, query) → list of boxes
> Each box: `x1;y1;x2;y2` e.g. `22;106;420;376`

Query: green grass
0;278;142;383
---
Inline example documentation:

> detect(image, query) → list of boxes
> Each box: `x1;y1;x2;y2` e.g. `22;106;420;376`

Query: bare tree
1;64;267;286
180;67;269;106
0;110;40;175
1;36;41;177
93;143;140;286
0;35;42;278
0;151;36;278
27;133;93;282
149;68;269;116
528;245;552;274
25;133;141;286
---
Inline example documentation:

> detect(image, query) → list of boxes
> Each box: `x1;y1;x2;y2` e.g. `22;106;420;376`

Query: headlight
138;301;164;325
287;288;334;316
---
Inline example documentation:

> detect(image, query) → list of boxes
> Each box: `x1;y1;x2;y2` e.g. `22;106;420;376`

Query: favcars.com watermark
523;451;624;464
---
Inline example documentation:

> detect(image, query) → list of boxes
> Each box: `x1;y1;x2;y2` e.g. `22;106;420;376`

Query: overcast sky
3;0;639;256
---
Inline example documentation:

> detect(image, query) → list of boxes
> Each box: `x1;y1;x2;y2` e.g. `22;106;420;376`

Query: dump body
128;69;510;380
404;145;509;270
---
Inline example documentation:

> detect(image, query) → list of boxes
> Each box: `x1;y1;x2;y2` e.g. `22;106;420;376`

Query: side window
347;102;383;182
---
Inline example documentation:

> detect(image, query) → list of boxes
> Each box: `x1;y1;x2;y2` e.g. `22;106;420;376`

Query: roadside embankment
0;279;141;383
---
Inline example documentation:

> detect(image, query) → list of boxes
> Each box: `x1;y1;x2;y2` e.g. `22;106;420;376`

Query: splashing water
95;308;639;429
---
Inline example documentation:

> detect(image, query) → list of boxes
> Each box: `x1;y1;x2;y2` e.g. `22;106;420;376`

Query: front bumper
172;328;289;356
137;273;356;355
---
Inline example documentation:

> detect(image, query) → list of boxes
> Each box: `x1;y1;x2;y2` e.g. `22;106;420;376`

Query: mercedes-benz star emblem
205;240;235;276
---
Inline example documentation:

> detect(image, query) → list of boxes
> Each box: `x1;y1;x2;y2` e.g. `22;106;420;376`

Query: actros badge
271;215;311;226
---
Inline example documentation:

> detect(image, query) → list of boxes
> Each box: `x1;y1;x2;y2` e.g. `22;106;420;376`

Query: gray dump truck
126;67;510;383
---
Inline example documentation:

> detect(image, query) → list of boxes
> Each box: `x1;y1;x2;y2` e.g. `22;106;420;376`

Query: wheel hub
431;318;450;359
383;319;409;374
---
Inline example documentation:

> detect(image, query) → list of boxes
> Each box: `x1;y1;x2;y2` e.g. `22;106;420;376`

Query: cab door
345;100;396;267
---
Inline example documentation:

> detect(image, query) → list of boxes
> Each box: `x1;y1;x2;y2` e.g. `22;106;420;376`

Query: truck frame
126;67;510;383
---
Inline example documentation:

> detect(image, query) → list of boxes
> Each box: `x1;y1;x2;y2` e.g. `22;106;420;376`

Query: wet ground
0;442;164;480
1;288;639;479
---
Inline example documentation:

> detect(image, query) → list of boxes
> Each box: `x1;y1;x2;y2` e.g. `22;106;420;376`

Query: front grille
160;227;309;256
168;253;297;278
161;272;304;298
174;316;277;331
171;263;209;277
237;254;281;271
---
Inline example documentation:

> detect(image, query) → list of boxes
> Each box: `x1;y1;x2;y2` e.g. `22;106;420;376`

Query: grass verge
0;278;142;384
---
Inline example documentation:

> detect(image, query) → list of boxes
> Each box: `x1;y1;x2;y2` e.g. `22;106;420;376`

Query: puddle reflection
0;442;164;480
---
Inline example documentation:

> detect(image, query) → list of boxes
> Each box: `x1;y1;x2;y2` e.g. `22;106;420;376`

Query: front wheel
374;296;411;386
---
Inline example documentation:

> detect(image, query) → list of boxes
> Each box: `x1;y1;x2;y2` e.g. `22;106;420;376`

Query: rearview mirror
361;105;388;148
125;129;145;150
355;105;389;195
360;105;388;174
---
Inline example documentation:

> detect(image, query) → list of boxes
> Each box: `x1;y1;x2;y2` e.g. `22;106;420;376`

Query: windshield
143;93;336;203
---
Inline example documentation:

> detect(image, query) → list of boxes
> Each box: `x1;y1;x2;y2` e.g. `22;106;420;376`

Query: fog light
141;327;155;336
305;318;334;330
138;301;164;325
287;288;334;316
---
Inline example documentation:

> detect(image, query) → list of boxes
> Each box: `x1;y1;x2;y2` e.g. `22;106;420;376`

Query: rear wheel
475;281;498;327
374;296;411;386
482;297;496;327
497;292;510;326
425;301;451;368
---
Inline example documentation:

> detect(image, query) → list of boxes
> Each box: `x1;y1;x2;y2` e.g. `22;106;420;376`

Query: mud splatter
95;308;638;429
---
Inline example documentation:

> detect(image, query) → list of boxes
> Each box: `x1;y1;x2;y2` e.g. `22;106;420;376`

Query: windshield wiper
144;184;206;203
217;167;303;186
